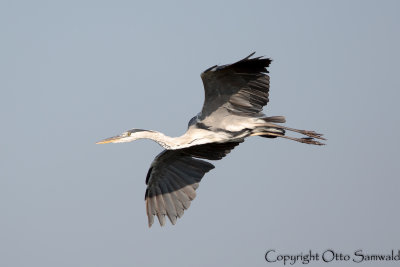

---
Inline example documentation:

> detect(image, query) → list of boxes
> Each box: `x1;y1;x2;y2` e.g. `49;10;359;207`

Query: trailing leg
260;117;325;140
251;131;324;145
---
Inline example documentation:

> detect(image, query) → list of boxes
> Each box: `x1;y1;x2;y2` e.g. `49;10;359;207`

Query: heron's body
97;53;325;227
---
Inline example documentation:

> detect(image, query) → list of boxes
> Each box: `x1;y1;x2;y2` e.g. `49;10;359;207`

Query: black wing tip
202;52;272;74
203;64;218;73
244;52;256;59
239;52;272;70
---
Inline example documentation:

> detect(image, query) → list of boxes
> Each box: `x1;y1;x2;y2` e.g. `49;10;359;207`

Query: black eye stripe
128;129;154;134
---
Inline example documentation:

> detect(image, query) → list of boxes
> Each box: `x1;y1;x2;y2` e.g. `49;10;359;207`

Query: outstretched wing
200;52;272;119
144;141;242;227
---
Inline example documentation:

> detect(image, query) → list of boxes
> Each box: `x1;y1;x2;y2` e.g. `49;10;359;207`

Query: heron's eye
126;132;131;137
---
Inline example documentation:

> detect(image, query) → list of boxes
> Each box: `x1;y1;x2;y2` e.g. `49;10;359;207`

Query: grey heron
96;53;325;227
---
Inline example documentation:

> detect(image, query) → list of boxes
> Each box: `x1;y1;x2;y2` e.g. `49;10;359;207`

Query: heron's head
96;129;153;144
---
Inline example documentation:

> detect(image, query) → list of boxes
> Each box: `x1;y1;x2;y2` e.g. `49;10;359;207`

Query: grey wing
144;141;242;227
200;52;272;119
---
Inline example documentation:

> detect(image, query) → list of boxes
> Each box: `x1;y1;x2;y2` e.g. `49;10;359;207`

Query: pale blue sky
1;1;399;266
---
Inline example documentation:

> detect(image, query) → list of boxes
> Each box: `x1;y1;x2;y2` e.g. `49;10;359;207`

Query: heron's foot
298;137;325;146
299;130;326;140
267;133;326;146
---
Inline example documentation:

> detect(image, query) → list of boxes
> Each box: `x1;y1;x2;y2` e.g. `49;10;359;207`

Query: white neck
133;130;194;150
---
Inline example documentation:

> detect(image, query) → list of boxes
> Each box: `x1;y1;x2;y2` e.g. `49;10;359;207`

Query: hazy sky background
1;1;399;266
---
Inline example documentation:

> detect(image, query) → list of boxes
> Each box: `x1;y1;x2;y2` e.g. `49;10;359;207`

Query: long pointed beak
96;135;123;144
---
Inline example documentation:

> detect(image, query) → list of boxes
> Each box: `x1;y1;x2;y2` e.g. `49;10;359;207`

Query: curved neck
137;130;189;150
148;131;176;149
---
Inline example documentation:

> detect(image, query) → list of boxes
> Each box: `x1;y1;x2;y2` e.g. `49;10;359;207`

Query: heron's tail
251;116;326;145
262;116;286;123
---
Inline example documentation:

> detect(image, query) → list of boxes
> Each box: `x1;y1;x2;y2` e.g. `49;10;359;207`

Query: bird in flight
96;53;325;227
